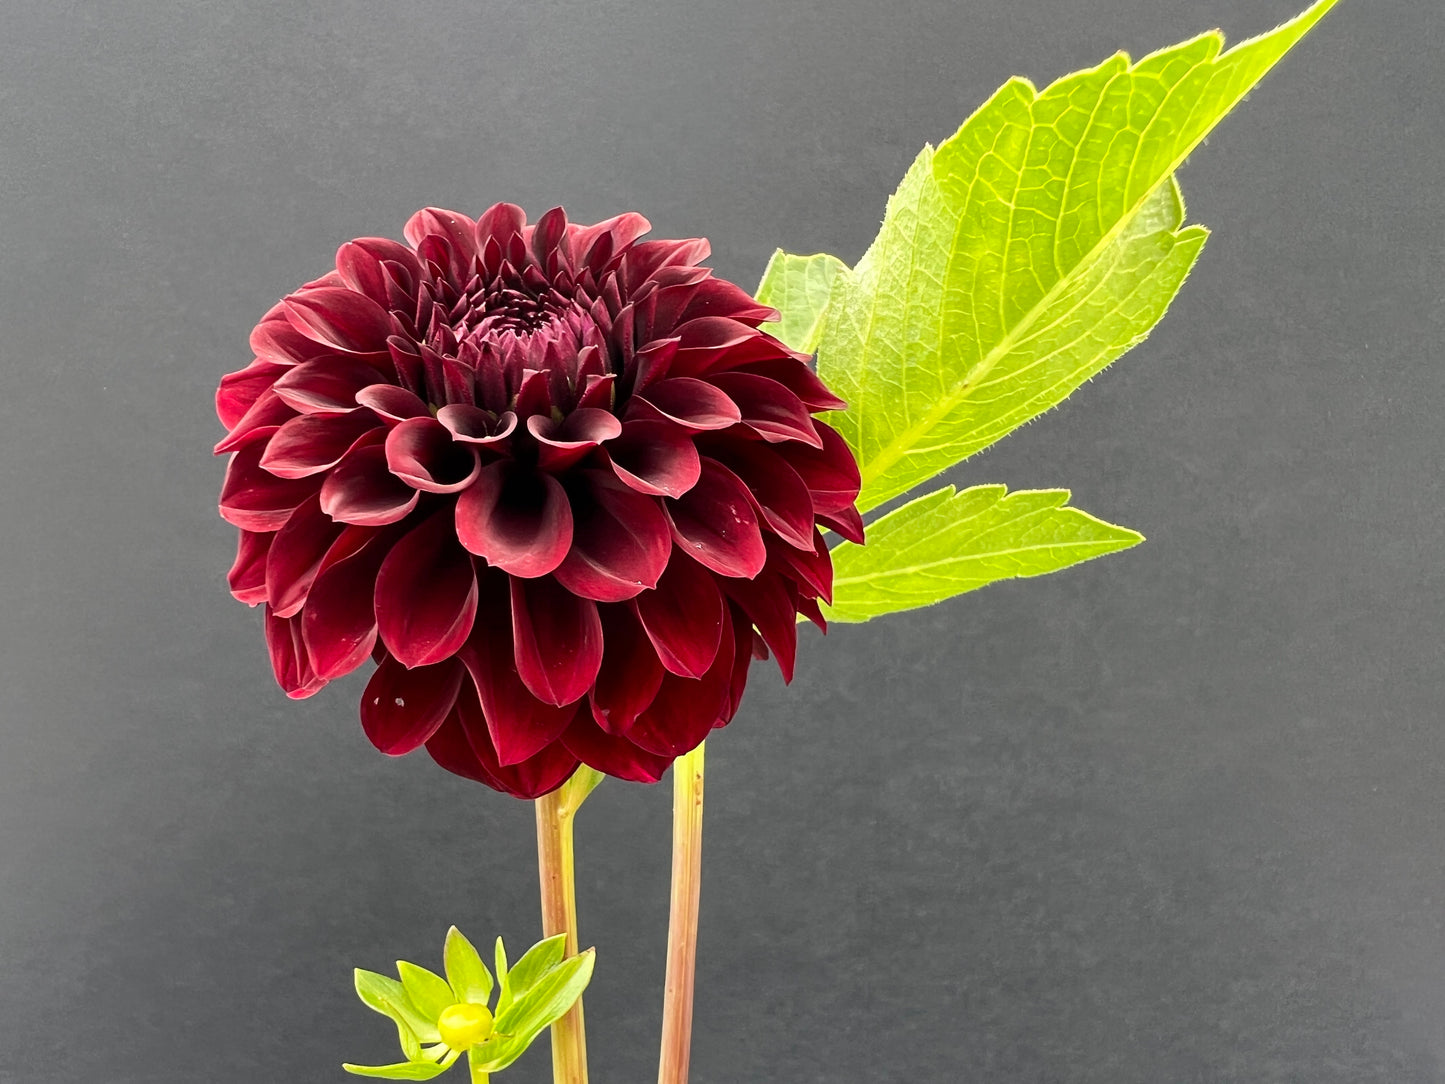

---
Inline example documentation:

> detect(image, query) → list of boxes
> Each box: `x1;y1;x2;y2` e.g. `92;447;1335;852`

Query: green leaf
817;0;1338;513
493;937;511;1015
444;926;494;1006
481;949;597;1073
503;934;568;1000
558;764;605;815
396;961;455;1022
756;250;848;354
824;485;1143;622
341;1050;460;1080
354;969;442;1045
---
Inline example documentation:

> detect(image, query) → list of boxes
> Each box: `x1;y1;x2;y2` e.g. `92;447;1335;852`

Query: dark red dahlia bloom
216;205;862;798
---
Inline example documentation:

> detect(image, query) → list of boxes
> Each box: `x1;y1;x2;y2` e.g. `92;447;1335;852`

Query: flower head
216;205;861;797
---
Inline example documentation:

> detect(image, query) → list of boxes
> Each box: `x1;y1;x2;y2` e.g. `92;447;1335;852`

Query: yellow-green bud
438;1002;494;1050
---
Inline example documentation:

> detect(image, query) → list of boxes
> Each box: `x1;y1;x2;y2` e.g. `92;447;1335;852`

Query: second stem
658;740;706;1084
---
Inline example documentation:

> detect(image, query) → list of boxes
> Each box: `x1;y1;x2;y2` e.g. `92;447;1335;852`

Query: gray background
0;0;1437;1080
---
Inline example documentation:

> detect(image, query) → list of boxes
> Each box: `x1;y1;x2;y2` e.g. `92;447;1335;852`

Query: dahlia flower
216;204;861;798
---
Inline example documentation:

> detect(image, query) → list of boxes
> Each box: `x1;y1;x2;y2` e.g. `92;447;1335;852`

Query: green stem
657;741;706;1084
536;775;593;1084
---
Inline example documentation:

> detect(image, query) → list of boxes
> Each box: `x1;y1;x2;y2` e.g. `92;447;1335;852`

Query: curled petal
361;654;466;755
817;504;865;545
633;554;725;678
228;530;273;606
628;377;741;431
424;685;580;798
264;606;328;699
720;571;799;683
604;420;701;498
710;372;822;446
706;441;816;550
374;510;479;668
355;384;430;423
259;410;380;479
627;605;736;758
219;443;323;531
437;405;517;447
265;494;347;618
302;525;396;680
271;357;386;414
664;459;766;579
766;532;834;605
561;713;674;784
510;576;603;707
553;473;671;602
458;580;579;766
283;287;397;354
528;409;622;472
250;310;333;366
385;417;481;493
217;360;289;429
589;604;665;734
455;462;572;578
213;388;296;454
319;437;419;526
782;421;861;514
736;358;848;411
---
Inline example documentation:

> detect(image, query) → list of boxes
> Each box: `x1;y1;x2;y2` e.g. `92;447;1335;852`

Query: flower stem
536;782;590;1084
657;741;706;1084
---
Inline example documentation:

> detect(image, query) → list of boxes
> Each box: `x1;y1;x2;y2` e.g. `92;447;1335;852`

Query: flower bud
437;1002;494;1050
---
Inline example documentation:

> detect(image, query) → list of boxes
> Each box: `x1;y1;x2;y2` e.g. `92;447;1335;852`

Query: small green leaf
341;1050;460;1080
817;0;1339;512
755;250;848;354
444;926;494;1006
354;969;442;1045
396;961;455;1022
824;485;1144;623
558;764;605;815
493;937;511;1015
502;934;568;1000
484;949;597;1073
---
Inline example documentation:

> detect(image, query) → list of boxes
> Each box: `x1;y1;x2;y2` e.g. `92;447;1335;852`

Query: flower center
437;1002;495;1050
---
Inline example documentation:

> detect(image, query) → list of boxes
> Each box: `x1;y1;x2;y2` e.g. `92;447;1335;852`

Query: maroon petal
604;420;701;498
629;377;741;431
265;494;348;617
228;530;273;605
283;287;397;354
455;462;573;578
302;526;395;680
357;384;430;423
433;684;581;798
385;417;481;493
437;405;518;447
510;576;603;706
320;437;420;526
264;606;328;699
561;713;674;784
336;237;421;306
784;421;861;513
664;459;766;579
720;571;799;683
219;443;323;531
707;442;816;550
634;554;725;678
259;411;380;479
589;604;665;734
374;510;479;668
817;505;866;544
528;409;622;472
569;212;652;274
676;278;778;326
217;360;289;429
710;372;822;447
214;388;296;454
271;357;386;414
627;605;737;757
766;531;834;604
361;654;466;755
553;473;671;602
736;358;848;411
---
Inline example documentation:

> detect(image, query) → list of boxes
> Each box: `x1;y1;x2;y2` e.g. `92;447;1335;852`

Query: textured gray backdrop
1;1;1438;1081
